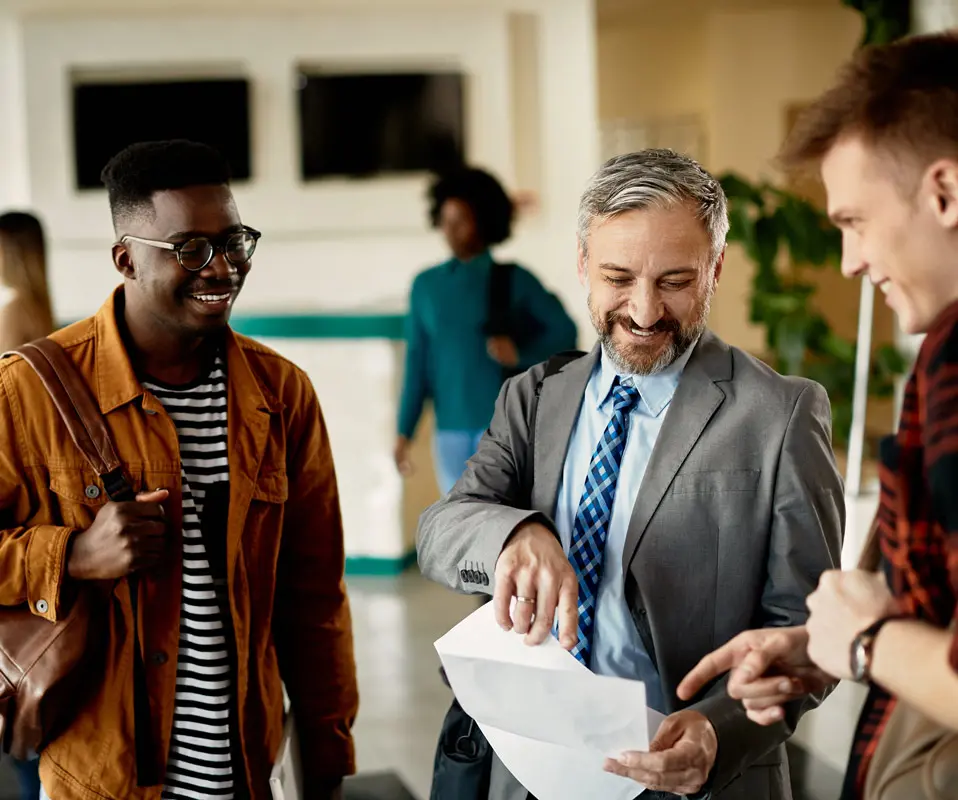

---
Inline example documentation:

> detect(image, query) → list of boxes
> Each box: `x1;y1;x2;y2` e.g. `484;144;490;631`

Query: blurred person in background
678;31;958;800
395;166;577;493
0;217;79;799
0;210;55;800
0;211;55;351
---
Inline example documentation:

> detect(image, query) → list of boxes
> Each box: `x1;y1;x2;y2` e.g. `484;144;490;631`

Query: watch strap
861;614;903;639
853;614;904;682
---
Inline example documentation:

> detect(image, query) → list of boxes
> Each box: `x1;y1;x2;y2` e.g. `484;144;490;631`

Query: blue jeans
433;428;485;494
12;757;41;800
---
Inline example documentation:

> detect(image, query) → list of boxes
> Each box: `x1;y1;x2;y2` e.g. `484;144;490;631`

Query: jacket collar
94;287;281;415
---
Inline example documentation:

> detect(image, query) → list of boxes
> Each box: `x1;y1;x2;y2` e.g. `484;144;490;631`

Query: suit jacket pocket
670;469;760;495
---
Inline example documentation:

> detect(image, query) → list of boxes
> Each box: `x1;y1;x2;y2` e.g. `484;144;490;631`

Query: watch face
852;638;869;682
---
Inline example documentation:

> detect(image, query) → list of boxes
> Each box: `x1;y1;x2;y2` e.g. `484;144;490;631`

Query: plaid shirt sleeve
920;315;958;672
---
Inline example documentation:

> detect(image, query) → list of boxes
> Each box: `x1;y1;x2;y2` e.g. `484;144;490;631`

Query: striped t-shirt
143;356;235;800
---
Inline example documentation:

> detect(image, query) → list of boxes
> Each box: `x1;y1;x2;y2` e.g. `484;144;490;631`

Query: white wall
16;2;598;338
0;15;30;210
8;1;598;561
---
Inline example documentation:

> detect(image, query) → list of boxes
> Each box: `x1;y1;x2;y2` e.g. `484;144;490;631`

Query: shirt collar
447;250;493;270
596;336;700;418
93;285;282;416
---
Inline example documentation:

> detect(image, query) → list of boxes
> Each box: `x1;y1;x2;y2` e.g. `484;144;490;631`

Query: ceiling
0;0;481;13
597;0;843;25
0;0;846;22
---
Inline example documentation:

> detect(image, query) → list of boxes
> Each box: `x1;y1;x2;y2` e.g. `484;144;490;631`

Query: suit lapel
533;345;600;516
621;333;731;571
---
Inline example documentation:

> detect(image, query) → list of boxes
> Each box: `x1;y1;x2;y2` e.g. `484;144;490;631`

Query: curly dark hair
101;139;232;227
428;167;514;247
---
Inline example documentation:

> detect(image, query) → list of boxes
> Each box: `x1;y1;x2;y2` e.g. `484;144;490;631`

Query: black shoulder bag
429;349;586;800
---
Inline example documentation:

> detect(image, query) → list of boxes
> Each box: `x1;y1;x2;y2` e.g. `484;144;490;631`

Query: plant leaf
719;173;765;207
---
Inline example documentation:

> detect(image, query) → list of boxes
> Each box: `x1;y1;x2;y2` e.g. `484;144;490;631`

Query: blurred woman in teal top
395;167;577;493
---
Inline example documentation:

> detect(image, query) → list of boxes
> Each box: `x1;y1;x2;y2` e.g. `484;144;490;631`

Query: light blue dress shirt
554;342;697;713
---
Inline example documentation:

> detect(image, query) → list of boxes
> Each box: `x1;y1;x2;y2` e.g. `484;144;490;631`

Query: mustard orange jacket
0;289;358;799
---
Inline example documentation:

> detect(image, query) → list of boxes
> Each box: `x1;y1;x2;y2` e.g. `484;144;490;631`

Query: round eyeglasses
120;227;262;272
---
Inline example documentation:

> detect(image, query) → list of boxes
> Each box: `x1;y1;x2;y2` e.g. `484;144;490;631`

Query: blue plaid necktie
568;377;641;667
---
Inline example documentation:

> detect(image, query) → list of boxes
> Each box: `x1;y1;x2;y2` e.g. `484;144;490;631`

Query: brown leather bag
859;516;958;799
0;338;154;773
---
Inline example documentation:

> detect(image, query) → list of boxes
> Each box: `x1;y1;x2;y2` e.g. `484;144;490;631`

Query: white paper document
435;602;665;800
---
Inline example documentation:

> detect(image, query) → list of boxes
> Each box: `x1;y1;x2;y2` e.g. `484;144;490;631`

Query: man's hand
67;489;169;580
394;436;414;477
487;336;519;368
677;626;836;726
806;569;899;680
603;710;718;795
494;521;578;649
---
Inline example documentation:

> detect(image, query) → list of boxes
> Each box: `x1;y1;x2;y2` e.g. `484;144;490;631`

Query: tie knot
612;378;640;412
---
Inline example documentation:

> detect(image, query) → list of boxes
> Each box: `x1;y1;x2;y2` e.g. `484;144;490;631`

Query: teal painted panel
344;549;417;577
231;313;405;340
57;313;406;340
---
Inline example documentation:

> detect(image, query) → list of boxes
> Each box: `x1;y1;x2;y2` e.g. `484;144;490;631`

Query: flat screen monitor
72;77;251;190
297;70;465;179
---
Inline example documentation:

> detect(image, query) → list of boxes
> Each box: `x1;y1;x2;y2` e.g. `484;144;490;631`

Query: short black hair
428;167;514;247
101;139;232;226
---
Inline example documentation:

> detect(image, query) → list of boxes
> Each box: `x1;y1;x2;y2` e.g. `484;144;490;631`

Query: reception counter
231;312;433;576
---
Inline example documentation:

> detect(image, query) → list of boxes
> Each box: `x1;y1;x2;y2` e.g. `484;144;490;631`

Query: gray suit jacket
418;333;844;800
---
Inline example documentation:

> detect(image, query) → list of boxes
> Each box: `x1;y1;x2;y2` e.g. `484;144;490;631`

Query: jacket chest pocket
243;470;289;579
670;469;760;495
49;468;110;530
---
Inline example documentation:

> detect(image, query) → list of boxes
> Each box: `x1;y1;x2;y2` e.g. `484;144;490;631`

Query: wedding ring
516;596;536;604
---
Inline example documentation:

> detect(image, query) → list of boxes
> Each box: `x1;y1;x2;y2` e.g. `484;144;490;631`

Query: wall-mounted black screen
72;77;251;190
298;71;465;179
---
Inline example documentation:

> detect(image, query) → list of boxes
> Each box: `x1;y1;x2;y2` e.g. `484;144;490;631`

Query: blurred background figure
394;166;576;494
0;211;52;800
0;212;55;352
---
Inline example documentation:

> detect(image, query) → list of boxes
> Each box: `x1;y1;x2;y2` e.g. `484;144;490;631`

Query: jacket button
36;599;48;613
84;485;101;499
151;651;169;666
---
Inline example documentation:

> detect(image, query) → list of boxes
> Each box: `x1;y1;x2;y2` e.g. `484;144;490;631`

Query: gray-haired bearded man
417;149;843;800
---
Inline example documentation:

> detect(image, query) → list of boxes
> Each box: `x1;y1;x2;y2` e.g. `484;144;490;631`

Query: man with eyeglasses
0;139;357;800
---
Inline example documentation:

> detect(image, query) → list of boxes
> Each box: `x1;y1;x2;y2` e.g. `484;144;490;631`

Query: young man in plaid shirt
677;30;958;799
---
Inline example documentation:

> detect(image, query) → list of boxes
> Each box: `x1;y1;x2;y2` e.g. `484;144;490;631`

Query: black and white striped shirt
144;357;235;800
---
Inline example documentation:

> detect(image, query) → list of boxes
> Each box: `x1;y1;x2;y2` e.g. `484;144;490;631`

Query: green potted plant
718;0;911;446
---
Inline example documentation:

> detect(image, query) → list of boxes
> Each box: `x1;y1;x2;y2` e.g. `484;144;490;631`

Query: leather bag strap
10;339;131;499
4;338;159;786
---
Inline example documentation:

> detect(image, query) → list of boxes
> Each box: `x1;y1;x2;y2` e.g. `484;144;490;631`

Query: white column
846;279;875;497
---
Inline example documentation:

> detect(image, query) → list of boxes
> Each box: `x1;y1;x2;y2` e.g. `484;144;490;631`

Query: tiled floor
347;571;478;798
346;571;850;800
0;564;861;800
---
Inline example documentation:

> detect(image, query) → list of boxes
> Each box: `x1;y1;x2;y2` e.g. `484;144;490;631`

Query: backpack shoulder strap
486;261;516;337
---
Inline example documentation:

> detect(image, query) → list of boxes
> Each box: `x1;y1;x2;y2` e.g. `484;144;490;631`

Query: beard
589;286;713;376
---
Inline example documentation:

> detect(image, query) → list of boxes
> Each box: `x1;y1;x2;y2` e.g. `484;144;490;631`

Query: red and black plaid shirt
842;300;958;799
